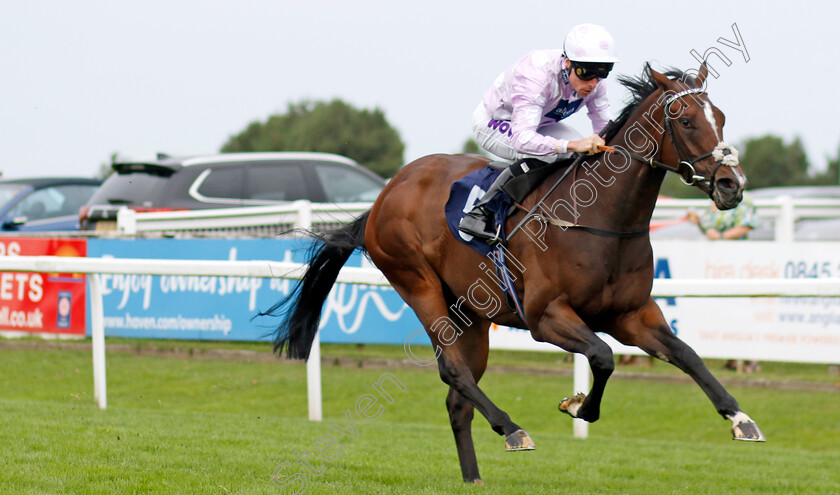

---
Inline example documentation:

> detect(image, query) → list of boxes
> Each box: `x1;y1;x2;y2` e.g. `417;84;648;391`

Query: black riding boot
457;166;514;243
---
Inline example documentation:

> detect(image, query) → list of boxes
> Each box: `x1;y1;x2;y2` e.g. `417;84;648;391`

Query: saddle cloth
444;167;514;256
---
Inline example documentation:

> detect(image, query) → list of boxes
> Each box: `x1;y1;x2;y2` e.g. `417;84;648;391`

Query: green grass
0;343;838;494
13;335;840;383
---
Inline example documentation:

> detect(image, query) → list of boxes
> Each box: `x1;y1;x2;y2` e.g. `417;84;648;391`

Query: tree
808;145;840;186
96;152;120;180
661;134;819;197
221;99;405;178
736;135;811;189
461;138;481;155
659;172;708;198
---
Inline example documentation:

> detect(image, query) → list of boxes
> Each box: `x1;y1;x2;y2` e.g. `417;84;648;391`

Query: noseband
624;87;738;197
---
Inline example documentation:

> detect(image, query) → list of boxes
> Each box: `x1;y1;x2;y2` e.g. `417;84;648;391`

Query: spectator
685;192;756;241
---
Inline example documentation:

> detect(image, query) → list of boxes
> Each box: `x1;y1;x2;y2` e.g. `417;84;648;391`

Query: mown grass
0;343;838;494
14;335;840;383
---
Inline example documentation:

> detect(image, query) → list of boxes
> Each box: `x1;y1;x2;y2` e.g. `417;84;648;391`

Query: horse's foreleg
612;299;766;441
530;299;615;423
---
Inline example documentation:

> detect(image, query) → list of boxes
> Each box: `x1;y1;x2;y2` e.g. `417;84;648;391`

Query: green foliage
737;135;811;189
221;99;405;178
658;173;709;198
809;144;840;185
660;134;840;197
95;152;120;180
461;138;481;155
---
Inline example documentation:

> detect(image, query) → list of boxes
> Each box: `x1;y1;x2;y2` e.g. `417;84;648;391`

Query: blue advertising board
86;238;427;345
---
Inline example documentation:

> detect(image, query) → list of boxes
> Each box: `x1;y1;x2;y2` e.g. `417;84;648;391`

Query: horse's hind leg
389;271;532;454
444;320;490;484
446;388;482;483
612;299;765;441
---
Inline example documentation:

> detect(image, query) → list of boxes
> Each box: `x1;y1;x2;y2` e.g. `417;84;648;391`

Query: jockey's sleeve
586;81;611;134
507;59;565;157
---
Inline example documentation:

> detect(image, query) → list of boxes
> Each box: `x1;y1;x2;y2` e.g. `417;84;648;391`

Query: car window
0;184;27;209
196;167;245;200
53;185;100;215
246;164;308;201
312;164;384;202
9;187;70;221
88;173;169;206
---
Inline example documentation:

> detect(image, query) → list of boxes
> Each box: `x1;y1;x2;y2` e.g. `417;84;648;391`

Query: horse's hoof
558;392;586;418
504;429;535;451
473;479;485;486
732;421;766;442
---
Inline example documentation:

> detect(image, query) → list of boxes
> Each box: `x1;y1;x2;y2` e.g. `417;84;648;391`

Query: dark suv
80;152;386;230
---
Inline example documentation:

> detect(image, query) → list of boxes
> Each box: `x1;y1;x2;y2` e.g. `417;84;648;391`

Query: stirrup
486;225;502;246
458;221;502;245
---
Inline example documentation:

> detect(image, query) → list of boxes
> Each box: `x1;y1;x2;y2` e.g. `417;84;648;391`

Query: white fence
0;256;387;416
112;198;840;241
652;197;840;242
115;201;371;237
1;255;839;440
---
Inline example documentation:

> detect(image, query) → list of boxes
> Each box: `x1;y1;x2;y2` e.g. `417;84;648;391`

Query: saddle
496;157;574;205
445;156;576;256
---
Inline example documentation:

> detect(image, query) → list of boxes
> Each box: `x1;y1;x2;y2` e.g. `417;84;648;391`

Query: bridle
623;87;736;198
506;86;741;241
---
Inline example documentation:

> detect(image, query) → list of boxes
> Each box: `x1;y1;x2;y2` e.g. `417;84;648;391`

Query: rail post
573;353;590;438
89;274;107;409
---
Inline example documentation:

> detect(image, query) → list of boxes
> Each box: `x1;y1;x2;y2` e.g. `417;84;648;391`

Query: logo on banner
654;258;676;307
57;291;72;328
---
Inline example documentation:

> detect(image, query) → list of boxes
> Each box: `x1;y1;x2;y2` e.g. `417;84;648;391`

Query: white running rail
0;255;838;439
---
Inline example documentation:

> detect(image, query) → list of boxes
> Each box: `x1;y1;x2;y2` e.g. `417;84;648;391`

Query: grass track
0;344;838;494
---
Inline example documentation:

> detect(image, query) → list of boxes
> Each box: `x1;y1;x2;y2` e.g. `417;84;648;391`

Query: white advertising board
489;241;840;364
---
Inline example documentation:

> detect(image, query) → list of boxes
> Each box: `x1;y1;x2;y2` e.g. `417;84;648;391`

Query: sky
1;0;839;180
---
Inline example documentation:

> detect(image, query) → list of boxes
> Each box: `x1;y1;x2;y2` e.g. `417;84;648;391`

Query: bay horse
270;62;765;484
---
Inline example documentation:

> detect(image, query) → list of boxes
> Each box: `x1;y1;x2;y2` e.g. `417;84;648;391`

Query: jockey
458;23;620;242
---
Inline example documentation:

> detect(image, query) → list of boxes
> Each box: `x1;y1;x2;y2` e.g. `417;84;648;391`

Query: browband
665;87;705;107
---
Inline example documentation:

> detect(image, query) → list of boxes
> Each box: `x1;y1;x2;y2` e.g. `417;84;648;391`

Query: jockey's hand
568;135;605;155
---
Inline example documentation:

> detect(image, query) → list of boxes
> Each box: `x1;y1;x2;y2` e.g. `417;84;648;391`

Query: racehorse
270;62;765;484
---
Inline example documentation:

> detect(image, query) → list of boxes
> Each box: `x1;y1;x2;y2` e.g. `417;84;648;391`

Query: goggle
571;62;613;81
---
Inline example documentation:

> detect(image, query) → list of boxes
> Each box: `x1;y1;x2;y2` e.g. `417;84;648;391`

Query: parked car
0;177;101;232
80;152;387;231
651;186;840;240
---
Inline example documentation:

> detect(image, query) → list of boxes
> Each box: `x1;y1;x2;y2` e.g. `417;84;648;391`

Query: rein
506;87;737;242
506;153;650;240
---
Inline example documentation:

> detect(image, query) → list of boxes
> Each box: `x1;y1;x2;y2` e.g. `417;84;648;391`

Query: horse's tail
269;210;370;360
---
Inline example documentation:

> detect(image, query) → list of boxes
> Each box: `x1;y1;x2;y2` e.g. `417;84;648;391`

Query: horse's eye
679;118;692;128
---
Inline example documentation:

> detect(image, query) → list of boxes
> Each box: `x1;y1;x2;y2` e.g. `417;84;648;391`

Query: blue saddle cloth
445;167;514;256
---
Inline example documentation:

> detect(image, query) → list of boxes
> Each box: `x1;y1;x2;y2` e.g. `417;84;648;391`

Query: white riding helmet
563;23;620;63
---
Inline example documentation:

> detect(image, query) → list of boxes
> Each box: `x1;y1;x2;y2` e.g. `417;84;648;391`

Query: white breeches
471;103;583;164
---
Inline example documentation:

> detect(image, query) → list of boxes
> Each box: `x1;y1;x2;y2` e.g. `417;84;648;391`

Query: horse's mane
602;63;695;143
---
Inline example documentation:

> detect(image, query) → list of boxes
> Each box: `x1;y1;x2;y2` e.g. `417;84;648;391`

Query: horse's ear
649;67;671;91
695;62;709;88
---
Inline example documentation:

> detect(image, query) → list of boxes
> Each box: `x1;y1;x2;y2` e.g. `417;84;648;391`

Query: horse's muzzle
712;177;743;210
